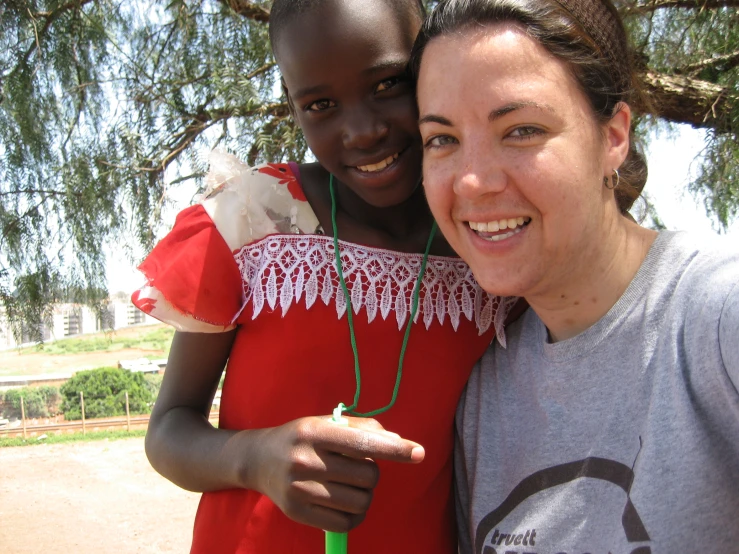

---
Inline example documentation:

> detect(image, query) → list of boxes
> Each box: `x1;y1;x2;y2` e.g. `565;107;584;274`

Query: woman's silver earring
604;169;619;190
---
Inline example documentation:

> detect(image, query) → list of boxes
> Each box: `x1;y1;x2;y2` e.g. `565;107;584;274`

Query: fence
0;392;219;438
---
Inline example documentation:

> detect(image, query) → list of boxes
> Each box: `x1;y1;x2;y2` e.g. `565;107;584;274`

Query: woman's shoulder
658;231;739;293
651;231;738;349
660;231;739;392
199;151;321;251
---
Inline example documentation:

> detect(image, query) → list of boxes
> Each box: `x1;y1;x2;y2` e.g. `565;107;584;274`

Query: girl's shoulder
200;151;322;251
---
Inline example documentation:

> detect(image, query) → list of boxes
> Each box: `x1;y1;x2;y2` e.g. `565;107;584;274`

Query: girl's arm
145;330;424;533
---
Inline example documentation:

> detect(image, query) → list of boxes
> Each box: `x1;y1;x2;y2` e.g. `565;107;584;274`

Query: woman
411;0;739;552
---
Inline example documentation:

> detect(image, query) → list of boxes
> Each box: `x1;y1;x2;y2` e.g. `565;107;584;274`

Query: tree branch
0;189;78;197
144;101;290;177
640;70;735;132
246;62;276;80
675;50;739;76
33;0;97;18
220;0;270;21
624;0;739;14
6;0;97;80
2;197;50;243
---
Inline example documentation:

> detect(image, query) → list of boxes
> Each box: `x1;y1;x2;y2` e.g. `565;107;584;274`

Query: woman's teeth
357;153;399;173
468;217;530;242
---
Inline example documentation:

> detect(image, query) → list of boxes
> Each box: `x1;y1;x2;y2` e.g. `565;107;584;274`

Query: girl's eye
508;126;543;140
306;99;336;112
375;77;402;93
424;135;458;149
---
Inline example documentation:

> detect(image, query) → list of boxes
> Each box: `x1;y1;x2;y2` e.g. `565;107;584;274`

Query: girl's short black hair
269;0;426;56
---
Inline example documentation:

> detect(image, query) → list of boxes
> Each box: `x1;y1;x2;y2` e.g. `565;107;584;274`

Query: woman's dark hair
409;0;648;214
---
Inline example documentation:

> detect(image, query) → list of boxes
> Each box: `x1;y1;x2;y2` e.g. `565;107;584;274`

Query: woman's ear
603;102;631;173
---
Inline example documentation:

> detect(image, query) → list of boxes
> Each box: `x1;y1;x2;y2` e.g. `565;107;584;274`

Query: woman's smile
467;217;531;242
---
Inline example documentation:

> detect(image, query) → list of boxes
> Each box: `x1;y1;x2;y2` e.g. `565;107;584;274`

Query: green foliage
693;131;739;228
0;0;737;332
0;385;61;419
623;1;739;229
0;0;296;337
143;372;164;398
59;366;154;419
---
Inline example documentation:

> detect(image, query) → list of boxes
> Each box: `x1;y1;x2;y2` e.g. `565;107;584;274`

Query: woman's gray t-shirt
456;231;739;554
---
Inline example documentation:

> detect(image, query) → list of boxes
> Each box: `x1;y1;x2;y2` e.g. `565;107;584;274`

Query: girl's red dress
132;153;512;554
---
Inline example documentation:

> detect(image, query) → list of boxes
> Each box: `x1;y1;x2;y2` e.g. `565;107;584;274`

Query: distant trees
1;0;737;335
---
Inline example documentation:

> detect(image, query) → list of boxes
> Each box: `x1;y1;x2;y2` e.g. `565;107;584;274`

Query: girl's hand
247;416;424;533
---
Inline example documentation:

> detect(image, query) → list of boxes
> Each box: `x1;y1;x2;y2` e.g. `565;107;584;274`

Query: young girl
132;1;512;552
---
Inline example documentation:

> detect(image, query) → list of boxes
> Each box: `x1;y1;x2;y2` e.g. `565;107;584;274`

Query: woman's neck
527;217;657;343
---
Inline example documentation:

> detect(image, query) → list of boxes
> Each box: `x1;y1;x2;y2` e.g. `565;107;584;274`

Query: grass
0;429;147;448
21;327;175;356
0;324;175;377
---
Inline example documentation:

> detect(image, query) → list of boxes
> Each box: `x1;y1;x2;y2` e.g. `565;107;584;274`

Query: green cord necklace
329;174;438;417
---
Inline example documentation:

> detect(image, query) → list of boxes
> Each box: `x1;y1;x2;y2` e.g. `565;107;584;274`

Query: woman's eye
306;99;336;112
508;126;543;139
375;77;402;93
424;135;458;149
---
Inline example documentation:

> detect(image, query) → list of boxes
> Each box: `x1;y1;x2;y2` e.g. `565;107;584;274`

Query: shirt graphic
475;458;651;554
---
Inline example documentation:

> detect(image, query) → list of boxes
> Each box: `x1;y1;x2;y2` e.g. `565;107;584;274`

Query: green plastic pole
326;404;349;554
326;532;348;554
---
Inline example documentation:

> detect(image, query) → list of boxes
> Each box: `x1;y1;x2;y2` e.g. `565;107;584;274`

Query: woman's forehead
417;26;589;123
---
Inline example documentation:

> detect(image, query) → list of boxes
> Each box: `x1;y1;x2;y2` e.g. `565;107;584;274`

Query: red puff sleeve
132;204;244;331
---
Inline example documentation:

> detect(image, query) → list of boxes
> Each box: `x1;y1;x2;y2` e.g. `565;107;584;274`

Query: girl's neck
527;217;657;343
334;180;429;239
299;163;449;255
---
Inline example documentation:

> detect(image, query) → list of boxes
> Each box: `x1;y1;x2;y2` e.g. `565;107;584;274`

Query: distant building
0;291;158;349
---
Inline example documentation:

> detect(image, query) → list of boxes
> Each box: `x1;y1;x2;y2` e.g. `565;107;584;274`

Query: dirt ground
0;437;200;554
0;324;169;378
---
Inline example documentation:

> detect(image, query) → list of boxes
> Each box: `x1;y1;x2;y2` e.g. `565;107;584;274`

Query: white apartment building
0;291;158;349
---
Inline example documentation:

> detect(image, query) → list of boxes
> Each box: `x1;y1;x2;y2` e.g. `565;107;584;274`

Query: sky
642;125;737;238
106;124;738;294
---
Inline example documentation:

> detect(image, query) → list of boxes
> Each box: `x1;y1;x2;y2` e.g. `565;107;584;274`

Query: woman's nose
342;106;389;150
453;151;507;199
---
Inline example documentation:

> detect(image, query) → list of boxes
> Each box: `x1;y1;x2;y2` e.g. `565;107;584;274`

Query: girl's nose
342;107;389;150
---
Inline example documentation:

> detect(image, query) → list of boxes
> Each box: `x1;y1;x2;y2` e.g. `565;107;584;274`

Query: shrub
143;373;163;397
0;386;60;419
60;367;155;420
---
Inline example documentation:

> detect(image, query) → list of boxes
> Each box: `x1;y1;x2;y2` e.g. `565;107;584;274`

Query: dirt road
0;437;200;554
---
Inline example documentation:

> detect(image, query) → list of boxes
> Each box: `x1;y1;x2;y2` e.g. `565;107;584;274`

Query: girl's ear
281;77;297;118
603;102;631;174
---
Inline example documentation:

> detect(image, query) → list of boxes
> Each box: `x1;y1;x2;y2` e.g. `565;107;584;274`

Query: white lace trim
235;235;512;344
